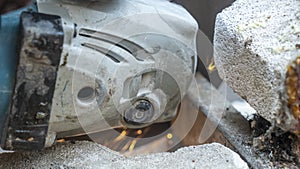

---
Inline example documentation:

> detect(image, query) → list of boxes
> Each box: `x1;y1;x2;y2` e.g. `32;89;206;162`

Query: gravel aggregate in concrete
0;141;248;169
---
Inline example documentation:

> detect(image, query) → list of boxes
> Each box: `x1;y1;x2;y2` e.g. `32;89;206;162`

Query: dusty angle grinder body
0;0;198;151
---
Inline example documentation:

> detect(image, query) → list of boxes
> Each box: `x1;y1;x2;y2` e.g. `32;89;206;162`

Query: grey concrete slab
0;141;248;169
214;0;300;131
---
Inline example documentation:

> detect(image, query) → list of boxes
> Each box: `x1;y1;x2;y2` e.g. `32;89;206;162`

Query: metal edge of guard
3;11;64;151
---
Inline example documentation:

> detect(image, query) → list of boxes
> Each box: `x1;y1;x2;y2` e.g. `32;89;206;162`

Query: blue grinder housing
0;1;64;150
0;2;38;148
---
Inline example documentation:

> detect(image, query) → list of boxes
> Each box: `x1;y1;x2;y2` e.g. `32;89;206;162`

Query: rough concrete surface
0;141;248;169
214;0;300;130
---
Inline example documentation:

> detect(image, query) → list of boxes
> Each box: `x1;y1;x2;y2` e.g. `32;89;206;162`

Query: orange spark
121;140;132;152
167;133;173;139
208;61;216;72
56;139;65;143
129;139;137;151
137;130;143;135
113;130;127;142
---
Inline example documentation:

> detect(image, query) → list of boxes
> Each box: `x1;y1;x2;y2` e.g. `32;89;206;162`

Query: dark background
173;0;235;86
173;0;235;41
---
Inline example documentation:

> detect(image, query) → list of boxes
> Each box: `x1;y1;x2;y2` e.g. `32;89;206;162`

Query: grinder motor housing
0;0;198;150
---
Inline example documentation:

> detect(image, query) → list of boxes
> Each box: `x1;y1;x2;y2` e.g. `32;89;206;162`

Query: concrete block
214;0;300;131
0;141;248;169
